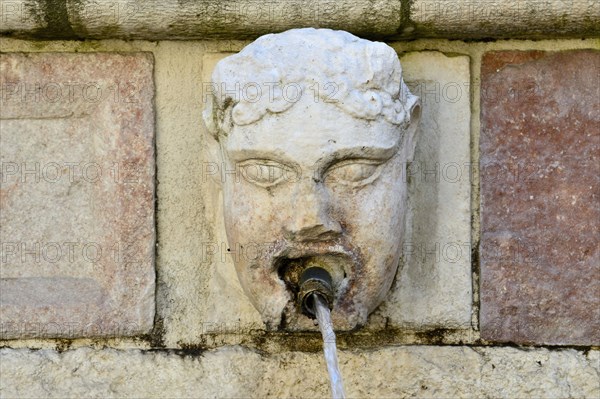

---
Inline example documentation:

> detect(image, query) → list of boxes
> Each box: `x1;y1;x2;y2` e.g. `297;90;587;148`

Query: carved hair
203;28;419;140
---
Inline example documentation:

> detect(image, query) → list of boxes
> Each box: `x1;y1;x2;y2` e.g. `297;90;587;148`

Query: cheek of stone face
335;160;405;304
330;159;405;235
226;184;272;241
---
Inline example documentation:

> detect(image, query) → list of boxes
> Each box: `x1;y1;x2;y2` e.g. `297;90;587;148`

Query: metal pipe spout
298;266;334;318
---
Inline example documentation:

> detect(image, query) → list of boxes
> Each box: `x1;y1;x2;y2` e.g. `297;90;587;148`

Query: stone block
153;46;265;348
0;346;597;398
193;51;472;336
0;0;403;39
0;52;155;338
376;51;472;328
480;50;600;345
411;0;600;39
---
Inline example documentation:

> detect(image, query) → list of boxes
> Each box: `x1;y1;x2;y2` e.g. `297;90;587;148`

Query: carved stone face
220;93;418;330
204;28;420;330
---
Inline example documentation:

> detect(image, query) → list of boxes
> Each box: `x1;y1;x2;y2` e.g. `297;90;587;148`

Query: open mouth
275;253;352;301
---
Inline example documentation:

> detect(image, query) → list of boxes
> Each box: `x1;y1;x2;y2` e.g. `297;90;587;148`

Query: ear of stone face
401;99;422;163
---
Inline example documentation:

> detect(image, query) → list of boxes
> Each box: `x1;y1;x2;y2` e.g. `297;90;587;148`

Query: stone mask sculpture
203;28;420;331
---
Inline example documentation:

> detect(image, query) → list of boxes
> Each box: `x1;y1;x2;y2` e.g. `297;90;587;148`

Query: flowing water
313;294;346;399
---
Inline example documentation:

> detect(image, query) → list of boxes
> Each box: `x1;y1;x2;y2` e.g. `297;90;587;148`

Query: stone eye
324;160;382;186
238;160;295;188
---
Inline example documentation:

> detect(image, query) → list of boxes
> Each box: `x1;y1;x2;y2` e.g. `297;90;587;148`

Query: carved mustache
269;239;361;268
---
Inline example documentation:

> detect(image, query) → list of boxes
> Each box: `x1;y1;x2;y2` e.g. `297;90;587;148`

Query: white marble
203;28;420;330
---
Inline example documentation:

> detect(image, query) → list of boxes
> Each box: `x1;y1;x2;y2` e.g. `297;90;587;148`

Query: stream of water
313;294;346;399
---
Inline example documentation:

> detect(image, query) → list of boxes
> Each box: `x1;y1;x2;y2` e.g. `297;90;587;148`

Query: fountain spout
297;266;334;318
295;265;347;398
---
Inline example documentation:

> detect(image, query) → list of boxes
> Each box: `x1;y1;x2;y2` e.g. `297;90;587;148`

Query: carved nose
285;180;342;242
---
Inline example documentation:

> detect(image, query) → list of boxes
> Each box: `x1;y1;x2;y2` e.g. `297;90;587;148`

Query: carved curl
203;28;419;140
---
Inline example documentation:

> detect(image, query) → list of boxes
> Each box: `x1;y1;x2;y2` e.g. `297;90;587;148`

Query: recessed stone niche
190;50;472;336
0;52;156;339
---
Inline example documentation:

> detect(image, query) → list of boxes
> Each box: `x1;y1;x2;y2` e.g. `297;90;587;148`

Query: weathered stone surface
204;29;422;332
0;52;155;338
0;0;402;40
411;0;600;39
1;345;598;398
153;45;265;348
480;50;600;345
2;0;599;40
376;51;472;329
190;50;472;337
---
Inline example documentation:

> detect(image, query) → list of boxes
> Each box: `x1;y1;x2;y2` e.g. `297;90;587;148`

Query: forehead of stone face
225;96;402;166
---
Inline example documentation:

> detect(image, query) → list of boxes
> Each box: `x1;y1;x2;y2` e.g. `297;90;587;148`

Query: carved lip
272;240;360;296
272;242;357;261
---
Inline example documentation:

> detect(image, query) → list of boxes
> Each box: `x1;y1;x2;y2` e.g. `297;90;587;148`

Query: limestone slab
411;0;600;39
152;44;264;349
2;0;599;40
204;29;424;332
0;346;597;398
375;51;472;329
480;50;600;345
0;0;402;39
0;52;155;338
193;50;472;336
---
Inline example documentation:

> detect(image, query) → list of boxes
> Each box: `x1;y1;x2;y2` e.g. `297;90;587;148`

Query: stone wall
1;8;599;399
2;0;599;39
